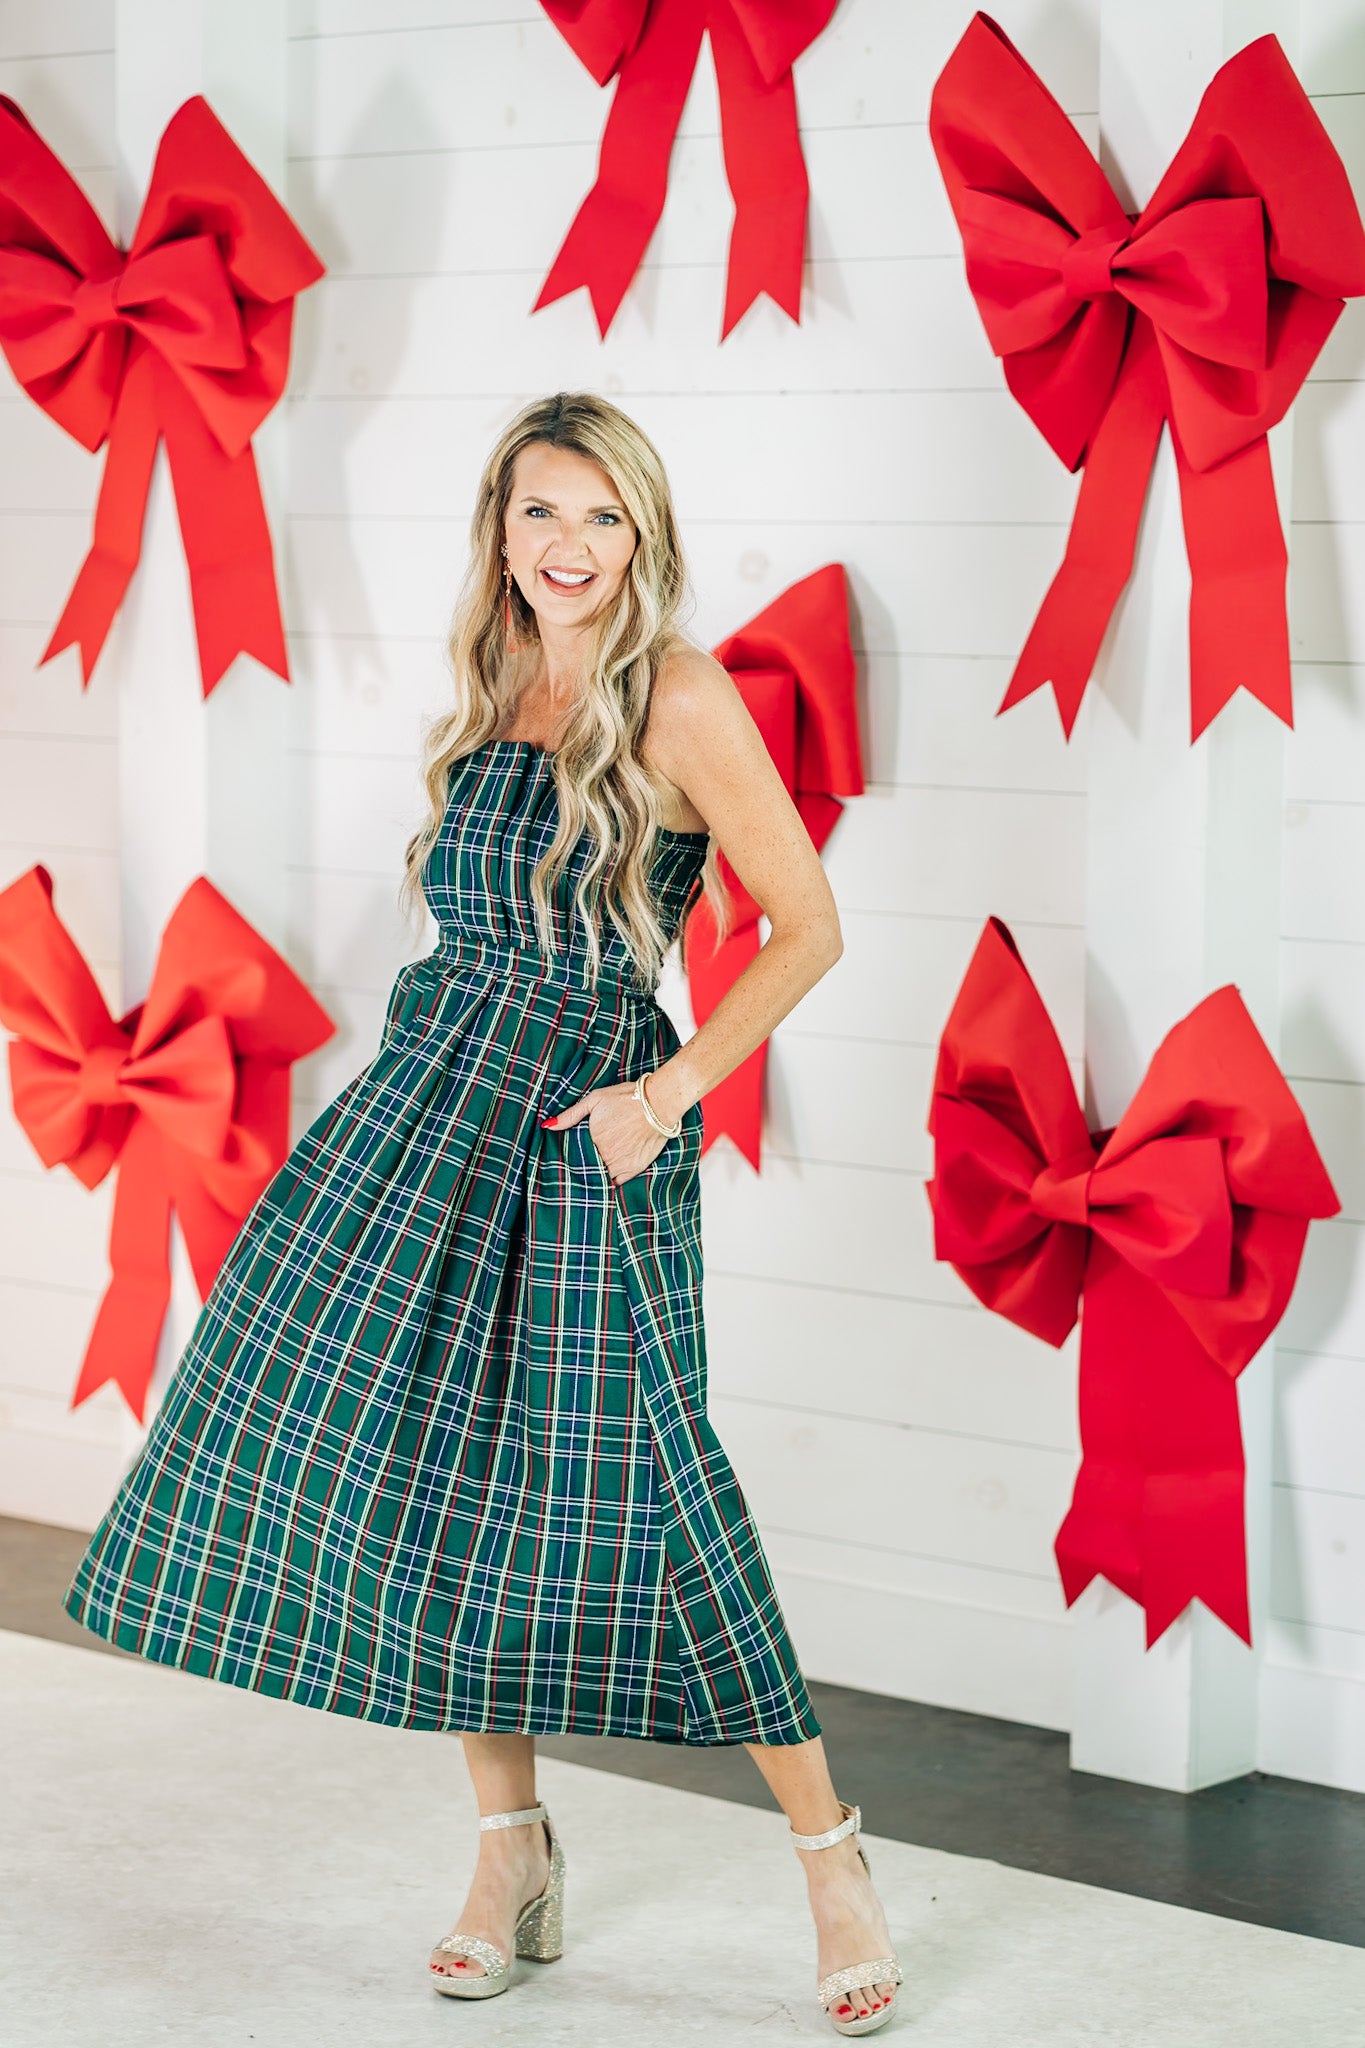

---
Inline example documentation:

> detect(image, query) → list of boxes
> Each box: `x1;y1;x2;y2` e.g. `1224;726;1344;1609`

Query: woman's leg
746;1734;899;2026
429;1732;552;1981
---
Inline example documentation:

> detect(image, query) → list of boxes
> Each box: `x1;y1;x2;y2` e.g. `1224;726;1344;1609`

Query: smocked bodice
420;740;708;994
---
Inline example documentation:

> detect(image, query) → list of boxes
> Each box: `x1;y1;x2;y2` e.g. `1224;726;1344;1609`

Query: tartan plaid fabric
63;742;821;1745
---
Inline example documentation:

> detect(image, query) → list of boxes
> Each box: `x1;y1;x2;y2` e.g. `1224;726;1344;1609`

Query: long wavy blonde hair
398;392;729;990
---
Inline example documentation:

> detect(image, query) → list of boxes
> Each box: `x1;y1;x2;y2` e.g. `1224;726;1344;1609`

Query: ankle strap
478;1803;547;1831
790;1800;860;1852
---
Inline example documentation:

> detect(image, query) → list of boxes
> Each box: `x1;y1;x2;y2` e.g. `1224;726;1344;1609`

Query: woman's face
503;441;638;638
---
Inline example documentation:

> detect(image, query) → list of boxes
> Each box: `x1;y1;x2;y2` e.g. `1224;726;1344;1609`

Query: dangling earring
500;545;518;654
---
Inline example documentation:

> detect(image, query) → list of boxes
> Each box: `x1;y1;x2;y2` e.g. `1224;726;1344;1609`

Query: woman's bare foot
796;1830;899;2026
429;1817;552;1981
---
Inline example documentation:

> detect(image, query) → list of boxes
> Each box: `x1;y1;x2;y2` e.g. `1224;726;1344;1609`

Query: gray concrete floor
5;1627;1364;2048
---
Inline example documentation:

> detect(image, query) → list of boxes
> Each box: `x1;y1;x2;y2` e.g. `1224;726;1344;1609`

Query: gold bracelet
634;1071;683;1139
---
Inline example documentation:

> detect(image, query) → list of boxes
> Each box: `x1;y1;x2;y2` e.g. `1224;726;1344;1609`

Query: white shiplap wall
1267;0;1365;1795
0;0;1359;1788
0;2;125;1524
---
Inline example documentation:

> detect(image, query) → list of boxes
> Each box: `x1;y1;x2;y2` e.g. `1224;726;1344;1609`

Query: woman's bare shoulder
638;642;739;832
645;640;742;754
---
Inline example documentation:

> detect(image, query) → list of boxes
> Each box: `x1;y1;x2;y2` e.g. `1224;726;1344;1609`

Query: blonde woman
63;393;903;2037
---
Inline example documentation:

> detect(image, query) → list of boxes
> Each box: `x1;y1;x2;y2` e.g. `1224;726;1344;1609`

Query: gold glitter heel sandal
428;1802;565;2000
792;1801;904;2037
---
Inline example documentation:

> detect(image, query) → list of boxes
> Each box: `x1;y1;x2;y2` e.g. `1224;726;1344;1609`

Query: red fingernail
540;1117;556;1126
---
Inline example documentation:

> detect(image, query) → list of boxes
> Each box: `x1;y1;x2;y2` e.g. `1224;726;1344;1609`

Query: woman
62;393;902;2038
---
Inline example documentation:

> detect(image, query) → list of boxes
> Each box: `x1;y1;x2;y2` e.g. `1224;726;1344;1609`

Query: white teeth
543;569;593;586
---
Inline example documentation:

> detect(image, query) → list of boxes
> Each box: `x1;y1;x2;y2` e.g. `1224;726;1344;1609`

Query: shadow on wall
1288;291;1365;700
843;571;885;782
1287;4;1365;703
1270;993;1363;1634
1270;7;1365;1642
1078;954;1140;1133
276;67;452;1116
282;70;450;678
1280;991;1364;1358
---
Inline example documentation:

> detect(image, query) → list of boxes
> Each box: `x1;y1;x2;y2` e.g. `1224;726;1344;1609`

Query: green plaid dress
63;740;820;1746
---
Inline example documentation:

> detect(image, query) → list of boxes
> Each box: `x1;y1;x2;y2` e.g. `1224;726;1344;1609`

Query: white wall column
110;0;295;1441
1072;0;1295;1790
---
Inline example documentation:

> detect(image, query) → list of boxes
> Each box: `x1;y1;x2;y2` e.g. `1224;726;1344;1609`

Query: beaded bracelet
633;1070;683;1139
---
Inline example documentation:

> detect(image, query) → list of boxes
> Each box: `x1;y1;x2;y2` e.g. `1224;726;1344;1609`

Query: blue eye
526;506;549;518
594;512;620;525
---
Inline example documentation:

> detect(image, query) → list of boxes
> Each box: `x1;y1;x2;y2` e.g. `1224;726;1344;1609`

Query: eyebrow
515;494;628;514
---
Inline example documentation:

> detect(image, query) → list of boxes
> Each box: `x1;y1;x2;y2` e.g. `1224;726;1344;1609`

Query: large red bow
928;920;1338;1645
534;0;837;338
930;15;1365;741
0;866;335;1421
0;95;325;695
682;564;862;1169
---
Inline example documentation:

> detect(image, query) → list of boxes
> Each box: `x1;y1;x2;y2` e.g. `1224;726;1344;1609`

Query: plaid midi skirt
63;742;820;1745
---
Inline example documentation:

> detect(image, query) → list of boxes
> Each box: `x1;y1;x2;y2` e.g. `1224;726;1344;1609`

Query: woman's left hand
543;1082;668;1183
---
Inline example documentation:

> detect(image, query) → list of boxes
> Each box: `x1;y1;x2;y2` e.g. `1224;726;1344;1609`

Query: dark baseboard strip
5;1513;1361;1948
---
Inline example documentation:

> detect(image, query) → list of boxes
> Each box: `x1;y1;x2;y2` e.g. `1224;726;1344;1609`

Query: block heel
428;1802;565;1998
513;1841;565;1961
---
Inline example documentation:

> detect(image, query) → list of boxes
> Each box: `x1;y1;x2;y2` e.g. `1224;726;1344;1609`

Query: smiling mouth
540;568;596;590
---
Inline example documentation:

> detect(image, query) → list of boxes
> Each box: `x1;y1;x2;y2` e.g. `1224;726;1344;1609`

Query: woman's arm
545;645;844;1178
641;642;844;1128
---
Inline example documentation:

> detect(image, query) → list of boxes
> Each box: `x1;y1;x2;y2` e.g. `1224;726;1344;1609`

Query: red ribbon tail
1001;327;1166;738
712;11;809;339
1142;1467;1251;1647
69;1117;172;1424
1058;1247;1252;1649
1053;1512;1107;1611
700;1043;765;1170
157;367;290;694
1174;430;1293;742
166;1147;259;1298
40;353;160;687
533;5;705;337
684;896;764;1168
